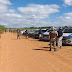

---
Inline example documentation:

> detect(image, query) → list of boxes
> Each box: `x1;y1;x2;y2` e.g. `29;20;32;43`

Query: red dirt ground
0;32;72;72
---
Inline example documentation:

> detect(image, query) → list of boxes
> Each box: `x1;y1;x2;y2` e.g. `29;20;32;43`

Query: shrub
0;25;7;34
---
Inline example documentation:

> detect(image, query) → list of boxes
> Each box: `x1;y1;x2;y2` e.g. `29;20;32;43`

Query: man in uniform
17;29;21;39
49;26;58;51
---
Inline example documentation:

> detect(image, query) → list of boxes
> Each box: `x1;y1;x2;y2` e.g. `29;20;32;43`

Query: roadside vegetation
0;25;7;34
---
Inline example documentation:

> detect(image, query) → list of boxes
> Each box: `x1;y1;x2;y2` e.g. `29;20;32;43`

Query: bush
0;25;7;34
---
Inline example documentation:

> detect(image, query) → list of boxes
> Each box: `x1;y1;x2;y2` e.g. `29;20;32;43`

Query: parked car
21;30;26;35
33;29;47;39
39;29;48;40
27;29;35;37
39;29;50;41
62;28;72;45
33;29;39;39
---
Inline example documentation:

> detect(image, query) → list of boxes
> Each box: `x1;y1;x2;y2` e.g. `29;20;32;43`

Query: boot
60;46;61;49
49;48;51;51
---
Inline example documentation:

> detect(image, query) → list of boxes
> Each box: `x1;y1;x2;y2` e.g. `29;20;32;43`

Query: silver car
62;28;72;45
39;30;50;41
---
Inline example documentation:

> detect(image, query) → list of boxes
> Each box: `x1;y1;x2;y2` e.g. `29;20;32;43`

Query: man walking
49;27;58;51
17;29;21;39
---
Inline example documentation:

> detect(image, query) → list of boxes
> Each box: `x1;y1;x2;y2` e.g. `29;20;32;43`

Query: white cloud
0;4;8;13
0;0;12;14
59;12;72;20
63;0;72;6
18;4;60;20
64;12;72;16
9;9;16;13
53;12;72;26
0;0;12;5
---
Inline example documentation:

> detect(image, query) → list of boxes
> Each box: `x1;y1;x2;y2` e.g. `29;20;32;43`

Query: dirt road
0;33;72;72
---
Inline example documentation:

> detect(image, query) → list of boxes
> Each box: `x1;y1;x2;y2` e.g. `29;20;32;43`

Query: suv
27;29;35;37
62;28;72;45
33;29;47;39
39;29;50;41
33;29;39;39
39;29;48;40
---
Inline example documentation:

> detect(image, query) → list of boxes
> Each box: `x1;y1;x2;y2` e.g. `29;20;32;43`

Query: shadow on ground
42;47;50;48
32;49;49;51
62;44;72;46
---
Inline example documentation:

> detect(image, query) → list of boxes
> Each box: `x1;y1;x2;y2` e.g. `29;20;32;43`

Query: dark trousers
17;34;20;39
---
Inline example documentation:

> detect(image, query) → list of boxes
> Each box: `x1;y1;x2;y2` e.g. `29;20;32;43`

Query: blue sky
0;0;72;28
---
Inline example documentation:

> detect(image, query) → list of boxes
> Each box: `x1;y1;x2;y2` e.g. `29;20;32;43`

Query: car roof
65;28;72;29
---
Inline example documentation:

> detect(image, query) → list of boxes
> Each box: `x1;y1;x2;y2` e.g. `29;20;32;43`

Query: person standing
39;28;42;34
17;29;21;39
39;28;42;40
25;30;28;39
57;27;63;49
49;27;58;51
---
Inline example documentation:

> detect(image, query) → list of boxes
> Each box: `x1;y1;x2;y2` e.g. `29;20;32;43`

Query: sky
0;0;72;28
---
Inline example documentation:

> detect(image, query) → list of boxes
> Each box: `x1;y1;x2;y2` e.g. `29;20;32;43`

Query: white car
39;28;57;41
21;30;26;34
62;28;72;45
39;30;50;41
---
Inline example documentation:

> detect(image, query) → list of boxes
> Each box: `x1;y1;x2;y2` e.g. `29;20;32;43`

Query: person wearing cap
17;29;21;39
57;27;63;49
49;26;58;51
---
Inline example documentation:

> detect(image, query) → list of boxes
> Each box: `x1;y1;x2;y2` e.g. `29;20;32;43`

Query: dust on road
0;33;72;72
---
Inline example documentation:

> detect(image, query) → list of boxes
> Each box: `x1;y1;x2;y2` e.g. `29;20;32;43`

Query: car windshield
34;30;39;33
28;30;35;32
63;29;72;33
41;30;47;33
46;30;51;32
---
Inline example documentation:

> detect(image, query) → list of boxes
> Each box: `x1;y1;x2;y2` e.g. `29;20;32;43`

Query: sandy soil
0;32;72;72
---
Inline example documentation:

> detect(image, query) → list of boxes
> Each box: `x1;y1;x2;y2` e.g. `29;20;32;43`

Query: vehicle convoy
62;28;72;45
